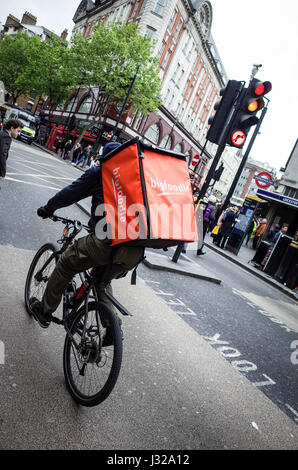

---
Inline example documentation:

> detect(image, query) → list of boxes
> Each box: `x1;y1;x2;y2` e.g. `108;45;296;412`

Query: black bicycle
24;214;132;407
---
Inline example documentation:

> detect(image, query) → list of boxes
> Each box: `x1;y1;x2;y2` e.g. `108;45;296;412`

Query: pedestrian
54;136;63;154
245;216;257;246
215;206;236;249
63;140;73;160
0;119;24;183
252;218;267;250
71;142;82;165
266;223;281;243
89;155;99;168
212;207;226;245
261;223;289;267
197;194;217;256
76;144;93;169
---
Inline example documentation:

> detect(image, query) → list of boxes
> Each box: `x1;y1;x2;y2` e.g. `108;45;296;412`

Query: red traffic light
252;80;272;96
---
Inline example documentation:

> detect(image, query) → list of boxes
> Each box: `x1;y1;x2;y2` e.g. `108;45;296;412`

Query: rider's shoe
29;297;52;329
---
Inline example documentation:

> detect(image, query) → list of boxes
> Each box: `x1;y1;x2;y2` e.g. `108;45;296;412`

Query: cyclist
29;141;144;342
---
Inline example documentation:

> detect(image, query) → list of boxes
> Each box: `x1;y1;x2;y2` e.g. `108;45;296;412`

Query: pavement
33;142;298;302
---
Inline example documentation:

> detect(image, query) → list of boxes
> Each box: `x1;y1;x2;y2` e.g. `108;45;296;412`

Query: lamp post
111;64;140;139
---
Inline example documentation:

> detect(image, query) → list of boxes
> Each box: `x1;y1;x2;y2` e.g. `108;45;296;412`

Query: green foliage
0;33;41;102
70;20;162;115
0;21;161;118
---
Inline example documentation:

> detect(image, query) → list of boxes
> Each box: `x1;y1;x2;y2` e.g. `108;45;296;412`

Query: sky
1;0;297;171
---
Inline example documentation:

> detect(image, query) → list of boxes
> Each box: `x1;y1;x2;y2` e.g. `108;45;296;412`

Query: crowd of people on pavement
193;193;292;269
54;136;102;169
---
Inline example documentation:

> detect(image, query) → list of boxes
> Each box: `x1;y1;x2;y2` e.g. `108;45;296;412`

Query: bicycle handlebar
50;214;90;233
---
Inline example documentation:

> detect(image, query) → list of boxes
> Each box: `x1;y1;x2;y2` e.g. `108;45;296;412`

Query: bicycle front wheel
24;243;57;315
63;301;123;407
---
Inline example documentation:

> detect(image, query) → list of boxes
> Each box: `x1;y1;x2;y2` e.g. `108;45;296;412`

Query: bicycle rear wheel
63;301;122;407
24;243;57;315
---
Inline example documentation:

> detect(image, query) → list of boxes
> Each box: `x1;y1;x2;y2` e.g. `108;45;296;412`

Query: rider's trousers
42;234;143;317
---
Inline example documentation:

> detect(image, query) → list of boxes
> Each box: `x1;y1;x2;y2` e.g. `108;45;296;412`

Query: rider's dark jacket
45;142;121;232
45;166;103;232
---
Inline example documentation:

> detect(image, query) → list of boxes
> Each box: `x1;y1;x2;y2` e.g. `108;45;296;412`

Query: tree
0;33;42;104
69;20;162;142
24;35;80;119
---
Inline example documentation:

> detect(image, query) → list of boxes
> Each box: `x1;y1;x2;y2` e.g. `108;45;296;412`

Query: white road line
285;404;298;422
5;176;60;190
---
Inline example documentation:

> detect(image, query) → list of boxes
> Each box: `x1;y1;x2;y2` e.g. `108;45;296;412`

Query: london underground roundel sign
231;129;246;147
255;171;273;189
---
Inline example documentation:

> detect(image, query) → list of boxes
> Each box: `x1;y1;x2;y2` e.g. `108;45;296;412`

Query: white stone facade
71;0;228;180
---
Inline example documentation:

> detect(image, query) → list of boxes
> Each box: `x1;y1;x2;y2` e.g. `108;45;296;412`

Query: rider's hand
37;206;53;219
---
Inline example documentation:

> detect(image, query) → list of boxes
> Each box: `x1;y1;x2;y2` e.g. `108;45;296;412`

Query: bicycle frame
41;215;132;349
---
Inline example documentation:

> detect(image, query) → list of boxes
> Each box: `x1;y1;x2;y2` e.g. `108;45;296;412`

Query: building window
66;96;79;112
160;134;172;149
133;111;143;130
174;143;182;153
153;0;166;17
161;48;171;70
173;18;183;41
168;8;178;32
144;123;160;144
78;96;93;114
145;26;156;38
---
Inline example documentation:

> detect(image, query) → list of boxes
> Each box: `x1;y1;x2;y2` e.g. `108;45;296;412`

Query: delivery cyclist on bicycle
29;141;144;337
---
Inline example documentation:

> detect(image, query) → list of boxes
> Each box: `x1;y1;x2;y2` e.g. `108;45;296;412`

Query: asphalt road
139;247;298;425
0;140;298;451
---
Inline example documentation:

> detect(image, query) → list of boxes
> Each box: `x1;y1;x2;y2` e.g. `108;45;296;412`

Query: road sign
254;171;273;189
191;154;200;167
231;129;246;147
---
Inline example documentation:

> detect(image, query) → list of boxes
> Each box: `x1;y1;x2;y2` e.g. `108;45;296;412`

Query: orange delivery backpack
98;137;198;249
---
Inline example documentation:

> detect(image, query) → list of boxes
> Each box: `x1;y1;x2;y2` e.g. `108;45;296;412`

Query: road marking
7;172;73;181
232;288;298;333
285;404;298;423
5;176;60;190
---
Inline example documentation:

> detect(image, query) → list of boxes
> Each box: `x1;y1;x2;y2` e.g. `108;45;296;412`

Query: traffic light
227;78;272;148
212;163;224;182
207;80;242;145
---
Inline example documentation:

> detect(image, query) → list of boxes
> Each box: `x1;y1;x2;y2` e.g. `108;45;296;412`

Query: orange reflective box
100;138;198;248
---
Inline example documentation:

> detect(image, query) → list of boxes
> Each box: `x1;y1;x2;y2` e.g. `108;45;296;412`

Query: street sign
231;129;246;147
254;171;273;189
191;154;200;167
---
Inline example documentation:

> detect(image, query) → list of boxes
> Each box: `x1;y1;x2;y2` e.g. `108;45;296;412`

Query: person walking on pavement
55;136;63;154
0;119;24;183
252;218;267;249
63;140;73;160
215;206;236;249
266;223;281;243
71;142;82;165
245;216;257;246
261;223;289;267
197;194;216;256
29;141;144;340
76;144;92;169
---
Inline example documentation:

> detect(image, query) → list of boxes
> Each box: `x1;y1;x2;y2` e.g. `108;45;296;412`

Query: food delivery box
99;137;198;248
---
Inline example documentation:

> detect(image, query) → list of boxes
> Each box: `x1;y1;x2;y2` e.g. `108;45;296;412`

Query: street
0;141;298;450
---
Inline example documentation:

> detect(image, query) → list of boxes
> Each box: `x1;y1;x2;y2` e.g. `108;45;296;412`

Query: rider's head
102;141;121;157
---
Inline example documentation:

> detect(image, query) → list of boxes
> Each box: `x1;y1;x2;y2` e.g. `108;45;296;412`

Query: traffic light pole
222;104;268;212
